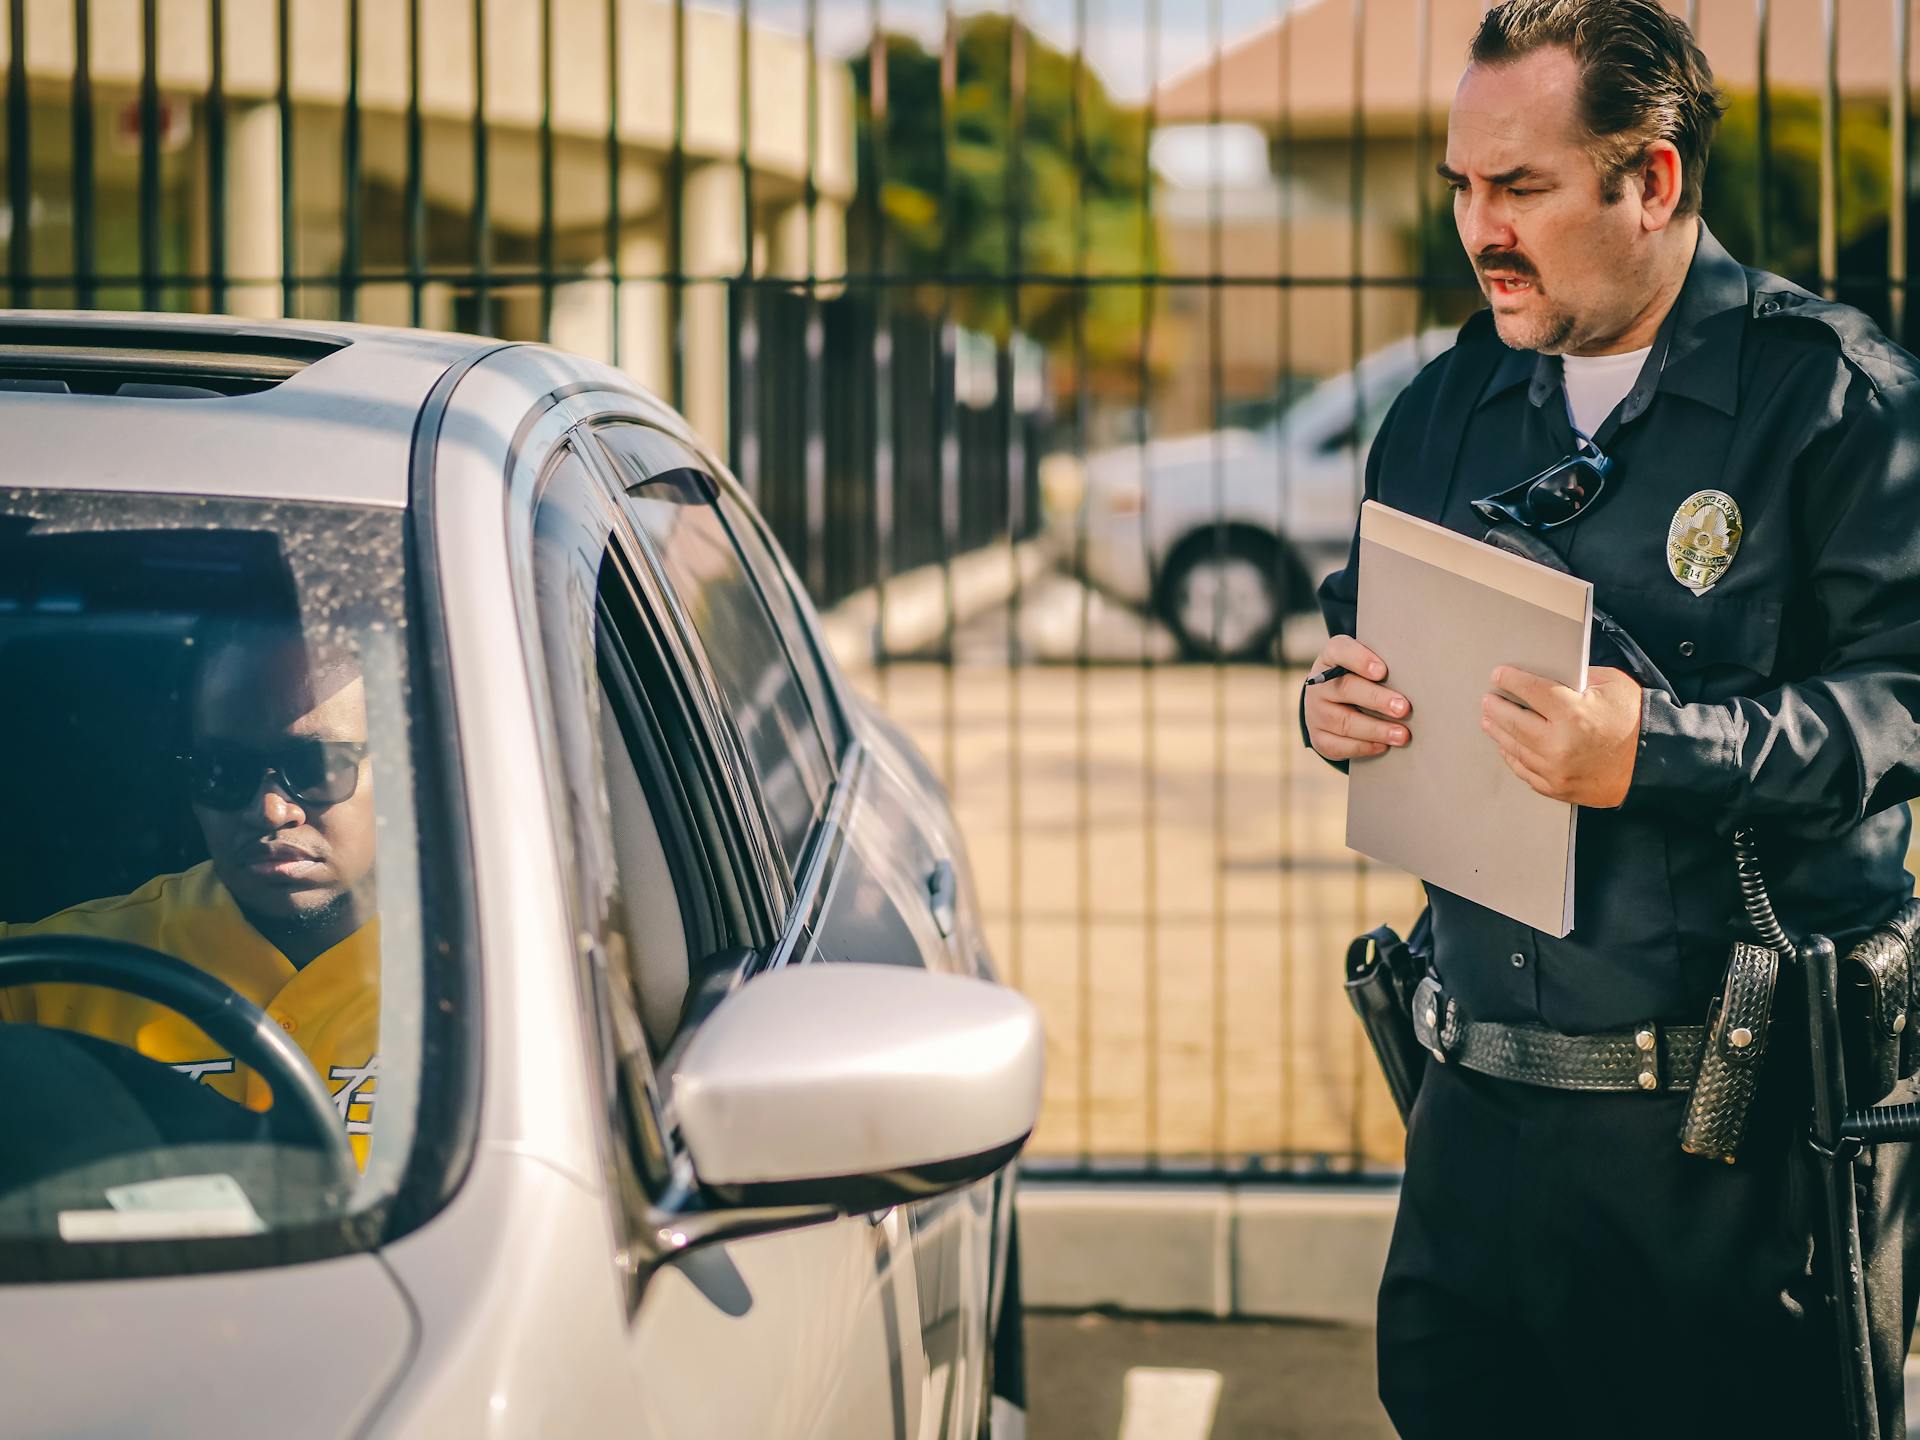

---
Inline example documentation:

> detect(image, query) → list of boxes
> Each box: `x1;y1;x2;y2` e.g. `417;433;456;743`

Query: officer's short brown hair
1469;0;1726;215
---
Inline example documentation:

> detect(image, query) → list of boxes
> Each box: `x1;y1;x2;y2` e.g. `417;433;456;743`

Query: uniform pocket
1603;584;1783;700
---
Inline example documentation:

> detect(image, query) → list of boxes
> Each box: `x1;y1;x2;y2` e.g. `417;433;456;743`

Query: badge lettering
1667;490;1743;595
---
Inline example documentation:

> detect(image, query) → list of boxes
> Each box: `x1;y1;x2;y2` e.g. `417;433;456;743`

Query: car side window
591;423;835;875
530;443;759;1296
710;487;849;760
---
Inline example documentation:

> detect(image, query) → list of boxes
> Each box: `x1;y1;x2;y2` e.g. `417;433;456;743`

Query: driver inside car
0;623;381;1167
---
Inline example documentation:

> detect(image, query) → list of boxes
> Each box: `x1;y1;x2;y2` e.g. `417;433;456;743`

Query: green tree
850;14;1156;368
1703;89;1892;289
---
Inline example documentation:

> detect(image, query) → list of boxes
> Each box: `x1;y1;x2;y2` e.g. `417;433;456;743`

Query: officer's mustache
1475;250;1541;285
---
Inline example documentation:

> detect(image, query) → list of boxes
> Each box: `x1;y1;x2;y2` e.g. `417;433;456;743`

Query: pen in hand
1304;665;1350;686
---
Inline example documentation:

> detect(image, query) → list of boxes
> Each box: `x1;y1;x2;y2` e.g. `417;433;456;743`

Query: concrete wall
1;0;855;443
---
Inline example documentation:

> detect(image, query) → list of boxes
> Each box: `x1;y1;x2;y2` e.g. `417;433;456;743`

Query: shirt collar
1476;221;1748;421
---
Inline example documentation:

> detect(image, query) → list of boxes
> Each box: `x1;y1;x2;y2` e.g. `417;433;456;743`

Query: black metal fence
4;0;1916;1178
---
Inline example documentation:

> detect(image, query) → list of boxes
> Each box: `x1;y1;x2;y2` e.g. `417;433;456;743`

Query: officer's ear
1633;140;1685;233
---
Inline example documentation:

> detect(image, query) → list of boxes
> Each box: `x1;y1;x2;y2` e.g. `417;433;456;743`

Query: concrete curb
1015;1184;1398;1326
819;540;1053;668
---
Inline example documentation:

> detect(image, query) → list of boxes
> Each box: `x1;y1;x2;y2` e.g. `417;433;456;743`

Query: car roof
0;311;515;509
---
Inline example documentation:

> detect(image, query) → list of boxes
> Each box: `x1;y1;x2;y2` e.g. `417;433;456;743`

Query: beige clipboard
1344;500;1593;936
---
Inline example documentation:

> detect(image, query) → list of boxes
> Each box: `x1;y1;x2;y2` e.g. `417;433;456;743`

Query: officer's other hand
1305;635;1410;762
1480;665;1642;808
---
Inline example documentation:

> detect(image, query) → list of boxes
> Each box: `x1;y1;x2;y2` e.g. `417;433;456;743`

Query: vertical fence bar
1754;0;1771;270
471;0;491;334
1412;0;1431;342
1137;0;1162;1166
205;0;226;313
1206;0;1230;1167
1892;0;1909;342
1275;0;1296;1166
605;0;622;368
277;0;295;316
865;7;893;687
666;0;684;406
802;0;826;601
5;0;25;306
1346;0;1369;1165
937;3;959;793
1071;0;1094;1165
1004;4;1028;993
341;0;363;321
1818;0;1838;299
537;0;554;340
138;0;160;310
71;0;94;309
731;0;757;493
407;0;424;326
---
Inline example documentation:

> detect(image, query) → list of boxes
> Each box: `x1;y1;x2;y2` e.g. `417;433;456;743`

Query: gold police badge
1667;490;1742;595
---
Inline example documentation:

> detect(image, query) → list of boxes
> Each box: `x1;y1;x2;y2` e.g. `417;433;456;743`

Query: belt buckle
1411;975;1455;1064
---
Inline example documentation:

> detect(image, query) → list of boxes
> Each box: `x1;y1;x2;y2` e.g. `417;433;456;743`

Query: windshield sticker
59;1174;267;1243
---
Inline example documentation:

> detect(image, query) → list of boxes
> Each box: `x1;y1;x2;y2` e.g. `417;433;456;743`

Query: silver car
0;312;1041;1439
1072;327;1458;660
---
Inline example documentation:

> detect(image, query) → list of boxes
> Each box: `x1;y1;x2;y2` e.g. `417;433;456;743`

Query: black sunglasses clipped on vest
1471;434;1613;531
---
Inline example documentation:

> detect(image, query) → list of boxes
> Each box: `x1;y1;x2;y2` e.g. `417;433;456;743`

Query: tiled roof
1155;0;1915;134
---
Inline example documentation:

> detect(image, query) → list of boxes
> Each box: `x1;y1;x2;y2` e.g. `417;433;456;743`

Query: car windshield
0;488;457;1281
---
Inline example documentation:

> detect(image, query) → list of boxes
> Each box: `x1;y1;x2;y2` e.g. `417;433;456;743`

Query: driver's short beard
274;888;360;935
1493;304;1578;356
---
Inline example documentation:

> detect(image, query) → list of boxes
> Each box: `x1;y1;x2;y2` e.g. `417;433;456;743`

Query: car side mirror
674;963;1044;1213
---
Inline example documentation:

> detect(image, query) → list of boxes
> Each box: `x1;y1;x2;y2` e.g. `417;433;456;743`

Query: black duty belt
1411;975;1707;1093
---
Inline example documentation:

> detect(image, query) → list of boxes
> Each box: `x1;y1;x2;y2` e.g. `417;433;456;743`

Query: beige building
0;0;854;445
1148;0;1915;422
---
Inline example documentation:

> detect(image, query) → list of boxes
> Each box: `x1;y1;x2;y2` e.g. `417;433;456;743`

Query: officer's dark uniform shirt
1316;223;1920;1034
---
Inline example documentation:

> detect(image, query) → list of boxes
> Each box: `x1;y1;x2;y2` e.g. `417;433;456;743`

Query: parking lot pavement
845;640;1424;1168
915;563;1326;668
1028;1311;1394;1440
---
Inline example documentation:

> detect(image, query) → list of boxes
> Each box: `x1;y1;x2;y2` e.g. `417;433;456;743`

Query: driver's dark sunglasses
180;739;369;810
1470;437;1613;530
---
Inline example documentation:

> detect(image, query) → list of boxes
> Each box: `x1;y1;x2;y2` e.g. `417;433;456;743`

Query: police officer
1303;2;1920;1434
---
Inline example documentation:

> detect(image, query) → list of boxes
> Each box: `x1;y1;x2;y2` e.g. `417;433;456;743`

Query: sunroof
0;321;350;398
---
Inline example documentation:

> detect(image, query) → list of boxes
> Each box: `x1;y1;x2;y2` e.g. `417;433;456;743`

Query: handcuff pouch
1678;940;1779;1163
1839;897;1920;1107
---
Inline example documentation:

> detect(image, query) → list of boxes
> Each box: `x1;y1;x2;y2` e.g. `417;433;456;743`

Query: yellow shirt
0;861;380;1167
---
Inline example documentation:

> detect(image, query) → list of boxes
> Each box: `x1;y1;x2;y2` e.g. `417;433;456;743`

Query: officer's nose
1456;190;1516;258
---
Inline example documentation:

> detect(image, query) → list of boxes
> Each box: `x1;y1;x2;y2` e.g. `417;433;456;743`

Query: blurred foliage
1703;90;1893;292
850;14;1156;368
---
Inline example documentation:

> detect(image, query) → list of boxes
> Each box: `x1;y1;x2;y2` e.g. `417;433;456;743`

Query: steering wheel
0;935;358;1183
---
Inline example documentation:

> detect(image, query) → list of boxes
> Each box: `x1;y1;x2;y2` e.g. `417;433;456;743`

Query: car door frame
570;414;870;976
508;396;939;1439
571;412;1011;1439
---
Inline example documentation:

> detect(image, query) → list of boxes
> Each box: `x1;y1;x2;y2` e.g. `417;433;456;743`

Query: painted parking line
1117;1366;1224;1440
989;1396;1027;1440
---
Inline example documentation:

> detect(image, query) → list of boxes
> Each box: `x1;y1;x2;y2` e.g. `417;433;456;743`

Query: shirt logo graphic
171;1058;237;1084
328;1056;379;1136
1667;490;1743;595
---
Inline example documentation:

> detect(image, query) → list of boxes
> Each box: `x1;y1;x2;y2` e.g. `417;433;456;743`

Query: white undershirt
1560;346;1652;439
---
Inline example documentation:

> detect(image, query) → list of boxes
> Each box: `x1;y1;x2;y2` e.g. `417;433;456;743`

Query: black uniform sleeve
1298;391;1406;769
1627;374;1920;837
